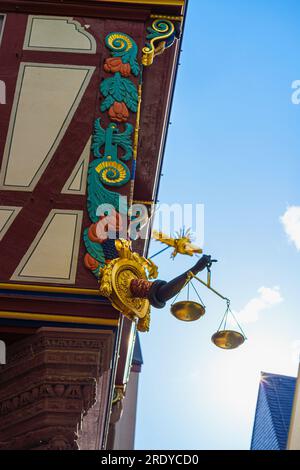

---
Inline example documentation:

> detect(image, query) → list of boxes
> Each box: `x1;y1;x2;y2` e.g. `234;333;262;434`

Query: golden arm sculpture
99;239;211;332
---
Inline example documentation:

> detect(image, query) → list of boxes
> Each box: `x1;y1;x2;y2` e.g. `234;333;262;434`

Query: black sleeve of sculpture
148;255;212;309
148;280;168;308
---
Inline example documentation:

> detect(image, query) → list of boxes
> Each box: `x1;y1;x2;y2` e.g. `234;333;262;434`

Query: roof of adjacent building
251;372;296;450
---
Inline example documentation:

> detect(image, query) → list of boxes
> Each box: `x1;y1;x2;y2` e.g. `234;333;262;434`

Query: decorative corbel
0;327;114;450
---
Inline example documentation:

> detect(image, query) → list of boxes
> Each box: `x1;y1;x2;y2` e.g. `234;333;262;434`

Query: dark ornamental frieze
0;380;96;417
0;327;114;450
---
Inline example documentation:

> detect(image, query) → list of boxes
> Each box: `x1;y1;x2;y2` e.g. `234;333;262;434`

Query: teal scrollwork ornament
105;32;140;77
83;119;133;277
142;19;181;67
86;158;127;225
91;119;133;187
84;32;139;277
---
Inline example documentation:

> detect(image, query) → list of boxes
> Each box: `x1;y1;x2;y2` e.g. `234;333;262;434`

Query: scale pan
170;301;205;322
211;330;245;350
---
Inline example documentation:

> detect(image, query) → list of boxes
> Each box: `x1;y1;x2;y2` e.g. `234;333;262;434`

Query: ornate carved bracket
142;17;182;66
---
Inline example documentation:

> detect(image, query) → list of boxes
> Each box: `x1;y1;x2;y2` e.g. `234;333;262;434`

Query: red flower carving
95;209;123;239
84;253;99;271
109;101;129;122
87;211;124;244
104;57;131;77
88;223;106;244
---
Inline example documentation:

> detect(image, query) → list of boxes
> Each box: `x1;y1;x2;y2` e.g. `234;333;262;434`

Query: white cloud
280;206;300;251
234;286;283;324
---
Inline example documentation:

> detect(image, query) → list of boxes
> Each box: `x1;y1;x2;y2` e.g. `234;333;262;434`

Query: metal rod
171;271;194;306
191;274;230;302
149;245;171;259
190;272;246;338
129;70;143;208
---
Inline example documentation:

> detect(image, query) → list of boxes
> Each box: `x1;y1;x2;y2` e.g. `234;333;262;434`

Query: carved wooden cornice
0;0;186;19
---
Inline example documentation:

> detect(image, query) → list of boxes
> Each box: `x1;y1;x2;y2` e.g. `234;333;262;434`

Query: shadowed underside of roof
251;372;296;450
133;333;143;367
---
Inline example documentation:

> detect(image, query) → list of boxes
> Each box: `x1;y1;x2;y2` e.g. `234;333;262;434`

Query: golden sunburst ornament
95;160;128;185
152;228;202;258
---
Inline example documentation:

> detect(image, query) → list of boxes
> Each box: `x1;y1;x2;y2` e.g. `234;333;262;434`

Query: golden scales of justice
99;230;246;350
169;268;246;350
151;229;247;350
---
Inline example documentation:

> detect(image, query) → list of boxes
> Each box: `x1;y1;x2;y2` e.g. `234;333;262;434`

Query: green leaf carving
100;73;138;113
92;119;133;161
100;95;114;112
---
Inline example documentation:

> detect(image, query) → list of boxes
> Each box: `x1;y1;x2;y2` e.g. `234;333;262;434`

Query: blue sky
135;0;300;450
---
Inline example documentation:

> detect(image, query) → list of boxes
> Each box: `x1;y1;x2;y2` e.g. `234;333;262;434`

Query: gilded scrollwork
99;239;158;332
142;18;182;66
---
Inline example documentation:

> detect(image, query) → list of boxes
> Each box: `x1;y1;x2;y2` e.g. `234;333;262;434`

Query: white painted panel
0;14;6;47
61;136;91;194
11;210;83;284
0;206;21;240
69;163;84;191
0;210;13;234
0;63;95;190
24;16;96;53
